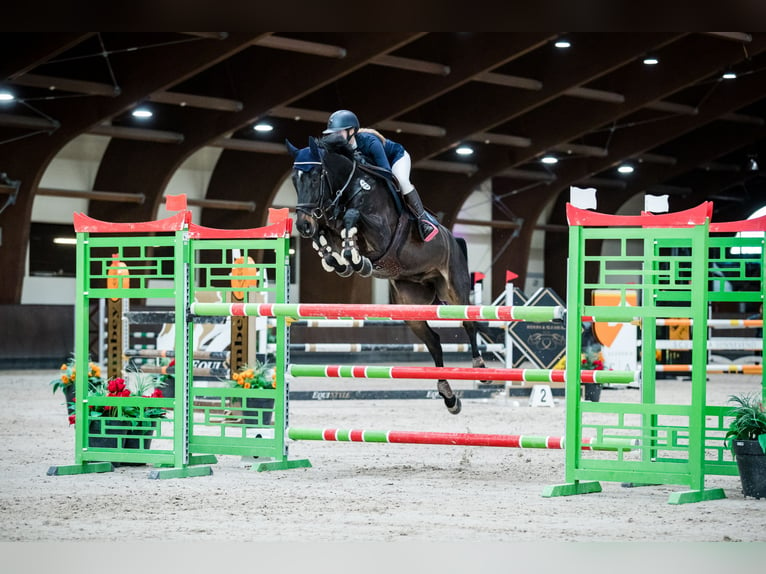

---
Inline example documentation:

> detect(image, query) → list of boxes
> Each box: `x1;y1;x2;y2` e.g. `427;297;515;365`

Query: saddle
355;161;404;214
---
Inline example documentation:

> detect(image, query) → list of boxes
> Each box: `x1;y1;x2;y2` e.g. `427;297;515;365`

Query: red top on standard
73;196;293;238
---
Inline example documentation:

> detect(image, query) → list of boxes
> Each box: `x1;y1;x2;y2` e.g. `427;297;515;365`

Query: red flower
149;388;164;398
68;414;76;425
106;378;130;396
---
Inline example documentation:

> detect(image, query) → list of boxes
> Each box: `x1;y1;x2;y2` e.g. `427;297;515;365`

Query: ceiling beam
89;124;184;143
10;74;120;96
148;91;243;112
1;33;95;80
254;35;347;58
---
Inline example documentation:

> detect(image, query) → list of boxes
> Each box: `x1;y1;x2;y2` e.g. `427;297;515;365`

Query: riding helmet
323;109;360;135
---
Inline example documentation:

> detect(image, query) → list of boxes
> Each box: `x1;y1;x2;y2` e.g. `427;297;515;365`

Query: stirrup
418;217;439;242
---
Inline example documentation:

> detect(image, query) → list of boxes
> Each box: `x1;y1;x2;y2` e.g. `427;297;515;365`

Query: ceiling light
748;157;759;172
53;237;77;245
642;56;659;65
617;164;635;174
554;39;571;49
132;108;153;119
540;155;559;165
721;70;737;80
0;91;14;102
455;146;474;156
253;123;274;132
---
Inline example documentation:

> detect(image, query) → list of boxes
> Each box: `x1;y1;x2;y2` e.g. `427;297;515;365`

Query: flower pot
732;439;766;499
244;397;274;427
582;383;601;402
63;385;76;415
88;419;156;465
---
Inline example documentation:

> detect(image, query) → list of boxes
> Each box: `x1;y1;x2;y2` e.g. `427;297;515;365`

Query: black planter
88;419;156;465
244;397;274;427
732;439;766;499
583;383;601;402
63;385;76;415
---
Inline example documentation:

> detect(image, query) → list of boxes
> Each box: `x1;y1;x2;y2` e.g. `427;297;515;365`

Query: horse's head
287;138;325;238
286;136;356;239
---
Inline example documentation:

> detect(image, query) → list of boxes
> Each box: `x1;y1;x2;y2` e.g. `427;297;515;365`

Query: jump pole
191;302;564;322
287;428;638;451
288;364;639;385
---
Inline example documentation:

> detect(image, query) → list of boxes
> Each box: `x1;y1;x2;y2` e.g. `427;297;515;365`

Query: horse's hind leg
462;320;487;370
406;320;462;415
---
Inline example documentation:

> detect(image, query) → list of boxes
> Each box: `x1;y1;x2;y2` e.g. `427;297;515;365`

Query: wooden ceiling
1;32;765;302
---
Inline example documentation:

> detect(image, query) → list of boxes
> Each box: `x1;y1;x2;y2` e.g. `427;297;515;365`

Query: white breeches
391;151;415;195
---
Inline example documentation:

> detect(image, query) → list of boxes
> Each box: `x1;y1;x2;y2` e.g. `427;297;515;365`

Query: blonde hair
358;127;386;144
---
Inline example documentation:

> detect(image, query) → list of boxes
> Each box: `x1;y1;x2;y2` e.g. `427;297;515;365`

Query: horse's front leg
341;208;372;277
312;232;353;277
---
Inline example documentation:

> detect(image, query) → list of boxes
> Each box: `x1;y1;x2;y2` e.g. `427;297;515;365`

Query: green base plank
667;488;727;505
189;454;218;465
541;481;602;498
253;458;312;472
47;462;114;476
151;455;217;469
147;465;213;480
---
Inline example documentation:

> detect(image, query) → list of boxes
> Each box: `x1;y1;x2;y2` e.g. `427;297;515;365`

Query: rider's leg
392;153;439;242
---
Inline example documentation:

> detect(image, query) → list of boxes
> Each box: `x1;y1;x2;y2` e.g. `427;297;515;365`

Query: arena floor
1;367;764;570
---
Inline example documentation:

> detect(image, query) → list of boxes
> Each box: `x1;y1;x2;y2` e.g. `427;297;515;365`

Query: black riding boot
404;189;439;242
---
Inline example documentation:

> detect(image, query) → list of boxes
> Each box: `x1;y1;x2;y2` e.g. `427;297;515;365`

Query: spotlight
253;123;273;132
748;157;759;172
617;164;635;174
540;155;558;165
0;91;14;102
132;108;153;119
721;70;737;80
554;38;571;49
455;146;474;156
643;56;659;65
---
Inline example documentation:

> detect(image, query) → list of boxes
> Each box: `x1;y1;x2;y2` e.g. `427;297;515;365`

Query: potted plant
581;345;605;402
69;372;168;458
229;359;276;427
724;392;766;499
50;357;104;415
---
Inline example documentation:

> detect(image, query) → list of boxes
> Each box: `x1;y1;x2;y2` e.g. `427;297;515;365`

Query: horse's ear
285;139;299;158
309;136;319;157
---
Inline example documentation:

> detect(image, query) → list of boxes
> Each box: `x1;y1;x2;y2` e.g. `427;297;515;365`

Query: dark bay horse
287;136;487;414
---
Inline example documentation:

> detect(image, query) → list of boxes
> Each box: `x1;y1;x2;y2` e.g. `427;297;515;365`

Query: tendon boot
404;189;439;242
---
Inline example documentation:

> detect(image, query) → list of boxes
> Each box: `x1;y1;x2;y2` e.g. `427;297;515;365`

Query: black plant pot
63;385;76;415
88;419;156;465
732;439;766;499
582;383;601;402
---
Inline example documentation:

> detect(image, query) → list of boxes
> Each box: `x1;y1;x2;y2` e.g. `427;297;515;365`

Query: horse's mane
319;134;356;161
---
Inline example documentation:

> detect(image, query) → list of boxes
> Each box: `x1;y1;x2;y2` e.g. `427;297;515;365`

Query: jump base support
541;481;602;497
147;465;214;479
667;488;726;505
253;458;312;472
46;462;114;476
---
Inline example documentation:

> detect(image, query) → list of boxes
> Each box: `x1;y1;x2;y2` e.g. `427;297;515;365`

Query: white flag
570;186;597;210
644;194;669;213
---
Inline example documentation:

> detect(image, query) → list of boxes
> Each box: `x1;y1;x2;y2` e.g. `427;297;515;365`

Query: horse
286;135;487;414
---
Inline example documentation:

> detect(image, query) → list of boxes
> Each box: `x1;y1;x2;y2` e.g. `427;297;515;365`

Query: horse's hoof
447;397;462;415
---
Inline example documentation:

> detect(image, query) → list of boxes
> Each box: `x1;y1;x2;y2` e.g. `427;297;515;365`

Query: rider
323;109;439;242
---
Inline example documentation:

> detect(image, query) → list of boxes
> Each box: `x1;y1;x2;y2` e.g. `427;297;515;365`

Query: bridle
294;152;359;223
